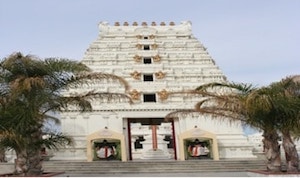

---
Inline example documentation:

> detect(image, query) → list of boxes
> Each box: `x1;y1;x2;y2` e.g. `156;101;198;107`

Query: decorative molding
130;71;141;80
153;54;161;62
133;55;142;62
155;71;166;79
129;89;141;100
158;89;169;100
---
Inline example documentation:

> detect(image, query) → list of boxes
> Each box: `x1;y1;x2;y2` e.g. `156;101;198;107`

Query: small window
144;36;148;39
143;57;152;64
143;45;150;50
143;74;153;81
143;94;156;102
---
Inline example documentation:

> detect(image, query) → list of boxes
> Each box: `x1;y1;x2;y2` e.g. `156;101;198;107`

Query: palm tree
0;52;131;176
267;76;300;172
192;78;300;172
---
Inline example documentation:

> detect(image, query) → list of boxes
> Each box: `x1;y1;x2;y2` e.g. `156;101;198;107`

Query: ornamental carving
158;89;169;100
151;44;158;49
129;89;141;100
149;35;155;39
155;71;166;79
133;22;138;26
153;55;161;62
123;22;129;26
136;44;143;49
114;22;120;26
142;22;147;26
133;55;142;62
136;35;142;39
151;22;156;26
160;22;166;26
130;71;141;80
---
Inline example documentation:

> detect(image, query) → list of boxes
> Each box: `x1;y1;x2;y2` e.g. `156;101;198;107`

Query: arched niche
178;128;219;160
86;129;127;162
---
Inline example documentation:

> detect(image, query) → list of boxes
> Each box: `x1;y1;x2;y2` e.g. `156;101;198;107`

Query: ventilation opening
144;45;150;50
143;94;156;102
143;57;152;64
143;74;153;81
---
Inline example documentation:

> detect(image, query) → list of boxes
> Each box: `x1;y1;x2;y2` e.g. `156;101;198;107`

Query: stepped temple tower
56;21;256;161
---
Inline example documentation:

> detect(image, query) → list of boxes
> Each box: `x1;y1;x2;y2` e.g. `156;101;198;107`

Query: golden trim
133;55;142;62
155;71;166;79
158;89;169;100
129;89;141;100
130;71;141;80
153;54;161;62
136;44;143;49
151;44;158;49
136;35;142;39
149;34;155;39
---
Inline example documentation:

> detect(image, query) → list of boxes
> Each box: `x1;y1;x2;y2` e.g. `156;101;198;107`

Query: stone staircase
43;159;266;176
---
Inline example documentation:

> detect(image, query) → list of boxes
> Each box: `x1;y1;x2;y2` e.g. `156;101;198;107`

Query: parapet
98;21;192;36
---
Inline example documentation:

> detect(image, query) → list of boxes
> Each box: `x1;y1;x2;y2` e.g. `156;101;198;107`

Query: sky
0;0;299;87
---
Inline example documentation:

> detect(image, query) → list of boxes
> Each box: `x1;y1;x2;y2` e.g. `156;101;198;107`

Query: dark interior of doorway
128;118;165;125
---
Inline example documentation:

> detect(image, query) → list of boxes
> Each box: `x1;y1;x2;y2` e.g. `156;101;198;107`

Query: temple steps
43;159;266;175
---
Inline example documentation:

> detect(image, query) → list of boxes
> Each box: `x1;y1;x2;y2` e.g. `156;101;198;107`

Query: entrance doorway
127;118;176;160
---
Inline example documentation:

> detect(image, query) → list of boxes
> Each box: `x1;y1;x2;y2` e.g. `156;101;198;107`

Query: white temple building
54;21;257;161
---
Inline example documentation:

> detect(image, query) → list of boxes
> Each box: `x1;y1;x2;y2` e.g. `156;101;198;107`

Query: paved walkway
54;171;250;177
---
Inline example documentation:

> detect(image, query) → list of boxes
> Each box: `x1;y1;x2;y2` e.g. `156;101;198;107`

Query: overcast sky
1;0;299;87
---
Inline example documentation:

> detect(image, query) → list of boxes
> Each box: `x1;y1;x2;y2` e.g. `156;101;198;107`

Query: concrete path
54;171;249;177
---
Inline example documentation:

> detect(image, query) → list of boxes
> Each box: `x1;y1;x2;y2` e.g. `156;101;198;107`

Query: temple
54;21;256;161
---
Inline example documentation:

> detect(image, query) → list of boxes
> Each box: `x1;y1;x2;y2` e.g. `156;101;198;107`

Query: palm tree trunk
262;130;282;172
0;147;6;162
282;130;299;172
14;150;27;176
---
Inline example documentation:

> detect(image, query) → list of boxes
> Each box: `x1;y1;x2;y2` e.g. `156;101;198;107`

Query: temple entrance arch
87;128;127;161
127;118;176;160
178;128;219;160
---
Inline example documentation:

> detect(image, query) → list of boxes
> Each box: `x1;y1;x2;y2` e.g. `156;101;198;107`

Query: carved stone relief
155;71;166;79
129;89;141;100
158;89;169;100
133;55;142;62
130;71;141;80
151;44;158;49
153;55;161;62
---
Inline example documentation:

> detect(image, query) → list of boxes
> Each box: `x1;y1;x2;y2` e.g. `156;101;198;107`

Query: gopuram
55;21;256;161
